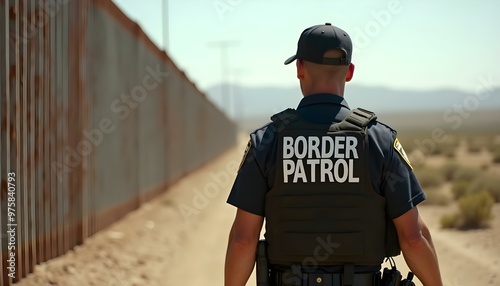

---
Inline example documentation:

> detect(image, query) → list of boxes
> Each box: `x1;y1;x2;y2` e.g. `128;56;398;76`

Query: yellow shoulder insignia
238;140;252;172
394;138;413;170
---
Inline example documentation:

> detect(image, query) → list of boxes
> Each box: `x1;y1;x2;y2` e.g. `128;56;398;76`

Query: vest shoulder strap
271;107;377;132
270;108;300;130
328;108;377;133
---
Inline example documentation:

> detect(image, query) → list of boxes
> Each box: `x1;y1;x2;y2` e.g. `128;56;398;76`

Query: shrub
480;163;490;171
414;167;445;189
486;137;500;153
423;189;451;206
467;144;482;153
446;135;460;148
493;147;500;164
404;135;445;156
467;137;485;153
440;213;459;229
441;162;460;181
452;174;500;202
457;191;494;229
441;191;495;230
432;143;445;156
453;167;483;182
436;138;459;157
444;147;456;158
469;176;500;202
451;180;471;200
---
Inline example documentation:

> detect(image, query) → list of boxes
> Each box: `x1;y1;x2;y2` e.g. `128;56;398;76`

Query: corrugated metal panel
0;0;236;284
165;69;186;181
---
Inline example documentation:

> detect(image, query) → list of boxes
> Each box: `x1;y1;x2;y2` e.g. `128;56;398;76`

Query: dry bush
451;173;500;202
441;191;494;229
451;180;471;200
427;136;459;157
480;163;491;171
457;191;494;229
467;144;482;153
431;143;445;156
399;135;456;156
486;136;500;153
423;188;451;206
492;147;500;164
453;166;483;182
467;137;487;153
441;136;460;157
441;162;460;181
443;147;456;158
469;176;500;202
414;167;445;189
440;213;459;229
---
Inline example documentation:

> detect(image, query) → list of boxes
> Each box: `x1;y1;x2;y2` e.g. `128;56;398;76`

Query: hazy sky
112;0;500;94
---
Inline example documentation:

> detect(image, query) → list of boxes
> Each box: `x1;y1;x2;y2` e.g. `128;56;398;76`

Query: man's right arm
393;206;443;286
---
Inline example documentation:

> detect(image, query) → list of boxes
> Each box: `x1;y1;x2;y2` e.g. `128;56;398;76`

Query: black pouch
256;240;270;286
381;258;402;286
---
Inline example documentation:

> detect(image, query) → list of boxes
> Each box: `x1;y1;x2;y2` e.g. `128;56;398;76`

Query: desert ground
14;134;500;286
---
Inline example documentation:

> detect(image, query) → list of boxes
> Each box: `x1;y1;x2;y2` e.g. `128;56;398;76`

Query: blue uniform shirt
228;93;426;220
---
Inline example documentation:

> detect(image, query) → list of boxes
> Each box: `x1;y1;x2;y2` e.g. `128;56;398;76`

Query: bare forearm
226;225;235;255
225;240;257;286
419;217;438;259
225;209;264;285
400;236;442;286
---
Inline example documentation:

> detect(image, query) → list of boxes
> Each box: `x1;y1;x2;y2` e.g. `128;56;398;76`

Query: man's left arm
419;213;438;259
225;208;264;286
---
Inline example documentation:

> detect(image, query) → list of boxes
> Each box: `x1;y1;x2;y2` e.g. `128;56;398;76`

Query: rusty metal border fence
0;0;237;284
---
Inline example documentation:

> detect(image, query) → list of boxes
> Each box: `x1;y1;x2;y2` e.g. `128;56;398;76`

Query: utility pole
230;69;247;122
162;0;169;52
208;40;238;116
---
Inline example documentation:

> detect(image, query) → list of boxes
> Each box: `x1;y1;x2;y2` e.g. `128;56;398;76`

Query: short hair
302;49;349;83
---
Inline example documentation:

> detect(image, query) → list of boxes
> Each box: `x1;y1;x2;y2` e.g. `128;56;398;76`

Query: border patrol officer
225;23;443;286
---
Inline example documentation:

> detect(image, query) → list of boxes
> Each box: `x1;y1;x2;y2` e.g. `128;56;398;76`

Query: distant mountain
206;84;500;132
207;83;500;117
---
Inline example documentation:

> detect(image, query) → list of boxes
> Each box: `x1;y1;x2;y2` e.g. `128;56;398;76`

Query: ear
345;63;355;82
296;59;305;80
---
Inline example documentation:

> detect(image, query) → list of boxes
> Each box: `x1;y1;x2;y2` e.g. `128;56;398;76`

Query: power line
230;69;248;122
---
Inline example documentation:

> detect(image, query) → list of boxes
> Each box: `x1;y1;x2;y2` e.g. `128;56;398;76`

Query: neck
302;82;345;97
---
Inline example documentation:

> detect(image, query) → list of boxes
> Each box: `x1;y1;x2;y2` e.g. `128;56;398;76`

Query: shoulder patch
238;140;252;172
393;138;413;170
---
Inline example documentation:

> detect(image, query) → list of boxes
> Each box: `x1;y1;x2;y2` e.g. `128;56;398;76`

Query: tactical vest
265;108;400;267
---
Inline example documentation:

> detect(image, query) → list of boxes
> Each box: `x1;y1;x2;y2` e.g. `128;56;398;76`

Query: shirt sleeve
226;130;272;217
380;131;426;219
226;158;267;216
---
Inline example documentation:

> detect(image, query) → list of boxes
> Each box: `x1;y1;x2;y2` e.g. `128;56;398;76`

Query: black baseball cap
284;23;352;66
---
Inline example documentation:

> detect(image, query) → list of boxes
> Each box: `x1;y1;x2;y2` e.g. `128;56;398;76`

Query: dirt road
15;139;500;286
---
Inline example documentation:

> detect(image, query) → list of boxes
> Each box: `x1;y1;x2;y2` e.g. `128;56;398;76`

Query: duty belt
271;270;380;286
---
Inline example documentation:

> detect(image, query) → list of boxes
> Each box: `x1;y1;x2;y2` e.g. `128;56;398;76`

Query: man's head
285;23;355;96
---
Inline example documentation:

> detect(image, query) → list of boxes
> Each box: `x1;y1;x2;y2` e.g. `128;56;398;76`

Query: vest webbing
265;108;400;267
